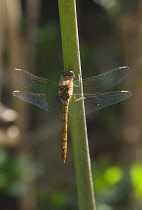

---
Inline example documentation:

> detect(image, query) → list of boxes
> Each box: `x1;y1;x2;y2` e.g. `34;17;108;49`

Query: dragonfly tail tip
62;157;66;164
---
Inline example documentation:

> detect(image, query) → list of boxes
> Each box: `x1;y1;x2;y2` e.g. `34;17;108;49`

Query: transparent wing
12;91;62;114
73;66;131;94
13;68;131;115
13;68;58;96
69;91;132;116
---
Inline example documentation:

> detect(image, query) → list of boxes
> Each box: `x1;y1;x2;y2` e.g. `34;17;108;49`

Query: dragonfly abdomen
62;101;69;163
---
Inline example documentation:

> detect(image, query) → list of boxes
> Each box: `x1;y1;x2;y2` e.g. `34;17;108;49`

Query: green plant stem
58;0;96;210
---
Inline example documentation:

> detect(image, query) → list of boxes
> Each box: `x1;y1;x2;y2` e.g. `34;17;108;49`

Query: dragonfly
12;66;132;163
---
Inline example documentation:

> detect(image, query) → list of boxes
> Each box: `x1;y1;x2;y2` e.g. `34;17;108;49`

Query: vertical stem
58;1;96;209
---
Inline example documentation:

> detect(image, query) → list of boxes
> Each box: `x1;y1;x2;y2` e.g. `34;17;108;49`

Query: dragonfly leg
73;95;85;101
78;73;82;80
74;73;82;88
77;73;82;87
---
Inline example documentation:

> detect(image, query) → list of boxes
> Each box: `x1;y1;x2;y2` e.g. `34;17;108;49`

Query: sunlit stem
58;0;96;210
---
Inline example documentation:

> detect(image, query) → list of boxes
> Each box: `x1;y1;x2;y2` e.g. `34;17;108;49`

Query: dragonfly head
61;70;75;79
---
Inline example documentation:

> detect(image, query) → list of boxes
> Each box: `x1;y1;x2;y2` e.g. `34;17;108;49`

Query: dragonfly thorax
59;86;69;101
59;78;74;102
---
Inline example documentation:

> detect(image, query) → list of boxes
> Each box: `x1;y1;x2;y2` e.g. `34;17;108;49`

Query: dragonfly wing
12;91;62;113
84;91;132;114
13;68;58;95
69;91;132;116
74;66;131;94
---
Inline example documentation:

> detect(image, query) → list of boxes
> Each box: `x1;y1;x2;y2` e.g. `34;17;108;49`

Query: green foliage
1;147;142;210
92;158;122;194
92;158;142;209
33;158;142;210
36;187;78;210
130;163;142;198
32;23;59;48
0;149;24;197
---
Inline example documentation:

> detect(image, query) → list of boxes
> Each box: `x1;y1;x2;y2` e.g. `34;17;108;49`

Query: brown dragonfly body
59;70;74;163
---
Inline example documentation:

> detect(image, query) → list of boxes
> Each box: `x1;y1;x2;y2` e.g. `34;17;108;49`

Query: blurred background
0;0;141;209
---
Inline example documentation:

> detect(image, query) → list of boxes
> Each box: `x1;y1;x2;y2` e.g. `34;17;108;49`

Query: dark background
0;0;141;210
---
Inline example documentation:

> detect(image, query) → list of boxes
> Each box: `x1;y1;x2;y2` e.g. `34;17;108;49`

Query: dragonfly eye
61;70;75;78
70;71;75;78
